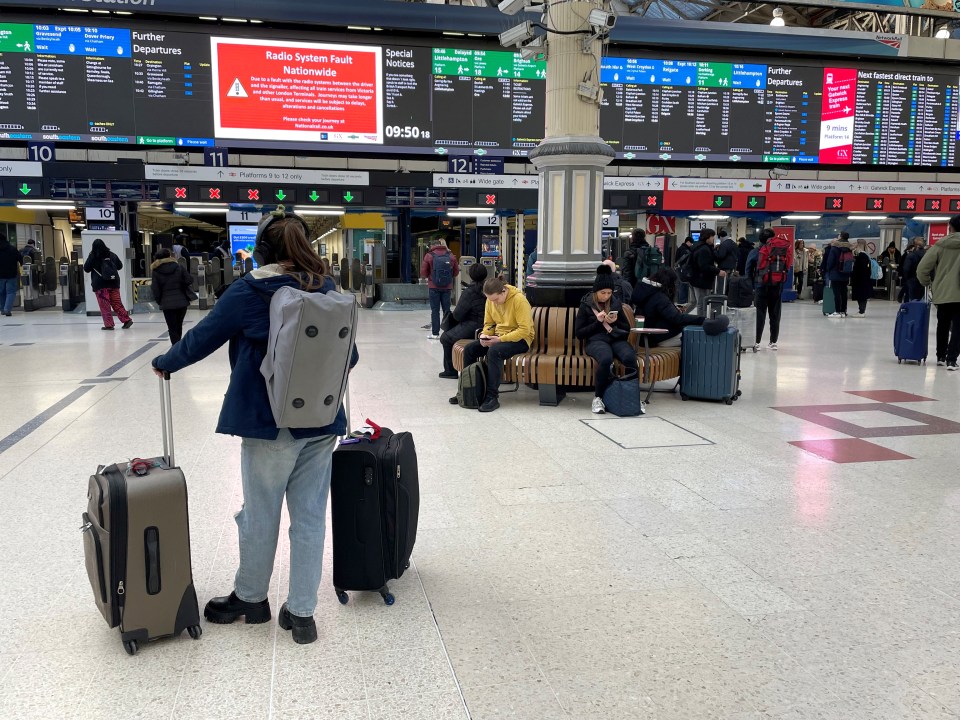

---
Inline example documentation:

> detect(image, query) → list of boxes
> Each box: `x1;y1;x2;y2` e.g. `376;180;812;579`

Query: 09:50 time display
384;125;432;139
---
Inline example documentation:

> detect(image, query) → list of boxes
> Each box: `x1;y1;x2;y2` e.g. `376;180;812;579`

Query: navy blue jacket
152;271;358;440
821;244;851;283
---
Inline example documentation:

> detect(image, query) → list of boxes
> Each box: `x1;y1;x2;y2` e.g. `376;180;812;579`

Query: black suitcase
82;376;201;656
330;428;419;606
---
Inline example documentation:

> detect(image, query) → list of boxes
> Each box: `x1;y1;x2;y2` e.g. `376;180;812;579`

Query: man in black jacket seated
632;268;706;347
439;263;489;379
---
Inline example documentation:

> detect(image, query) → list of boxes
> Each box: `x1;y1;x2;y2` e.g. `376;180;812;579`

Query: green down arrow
308;191;320;202
275;189;287;201
343;191;355;203
19;183;31;196
749;198;758;207
715;197;725;207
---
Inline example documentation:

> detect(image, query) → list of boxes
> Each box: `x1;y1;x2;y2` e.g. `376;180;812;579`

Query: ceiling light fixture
912;216;951;222
781;214;821;220
847;215;887;220
936;26;951;39
770;7;786;26
17;202;76;211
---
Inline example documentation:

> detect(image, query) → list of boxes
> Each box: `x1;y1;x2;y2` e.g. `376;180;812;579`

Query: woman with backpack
575;264;637;414
151;248;196;344
151;210;358;645
83;238;132;331
850;239;873;317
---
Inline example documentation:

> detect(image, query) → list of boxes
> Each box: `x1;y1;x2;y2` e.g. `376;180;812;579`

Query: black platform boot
203;592;271;624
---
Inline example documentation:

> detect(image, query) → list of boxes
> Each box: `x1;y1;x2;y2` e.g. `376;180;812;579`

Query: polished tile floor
2;297;960;719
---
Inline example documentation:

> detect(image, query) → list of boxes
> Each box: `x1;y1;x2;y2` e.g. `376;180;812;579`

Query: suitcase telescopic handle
158;373;175;467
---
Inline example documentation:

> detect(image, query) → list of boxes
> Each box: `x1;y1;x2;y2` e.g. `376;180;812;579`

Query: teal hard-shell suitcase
679;326;742;405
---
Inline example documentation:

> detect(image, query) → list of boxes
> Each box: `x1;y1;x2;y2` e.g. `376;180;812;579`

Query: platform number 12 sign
477;215;500;227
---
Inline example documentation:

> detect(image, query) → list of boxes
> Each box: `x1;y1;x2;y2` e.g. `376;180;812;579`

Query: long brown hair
263;217;325;290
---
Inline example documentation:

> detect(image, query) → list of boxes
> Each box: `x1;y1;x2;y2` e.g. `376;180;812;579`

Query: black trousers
439;322;479;374
755;284;783;344
462;339;529;400
585;339;638;398
832;280;849;314
163;307;188;344
936;302;960;364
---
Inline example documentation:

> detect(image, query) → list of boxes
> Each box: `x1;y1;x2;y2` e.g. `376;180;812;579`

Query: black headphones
253;206;311;267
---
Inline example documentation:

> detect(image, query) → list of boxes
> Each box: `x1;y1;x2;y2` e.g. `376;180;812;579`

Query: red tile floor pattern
775;390;960;464
789;438;914;464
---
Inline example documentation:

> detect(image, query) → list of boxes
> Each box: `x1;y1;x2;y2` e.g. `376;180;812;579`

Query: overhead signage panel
144;165;370;186
0;162;43;177
433;175;666;190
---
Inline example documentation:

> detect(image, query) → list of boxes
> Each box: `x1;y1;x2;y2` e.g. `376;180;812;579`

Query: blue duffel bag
602;372;645;417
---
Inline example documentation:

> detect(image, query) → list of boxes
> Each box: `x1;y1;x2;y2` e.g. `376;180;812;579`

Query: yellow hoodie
483;285;535;345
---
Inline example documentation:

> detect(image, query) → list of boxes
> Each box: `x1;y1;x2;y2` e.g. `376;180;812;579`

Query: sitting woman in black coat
439;262;489;379
575;265;638;414
631;268;705;347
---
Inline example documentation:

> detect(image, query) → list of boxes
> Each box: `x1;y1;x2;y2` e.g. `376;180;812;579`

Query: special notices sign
211;38;383;144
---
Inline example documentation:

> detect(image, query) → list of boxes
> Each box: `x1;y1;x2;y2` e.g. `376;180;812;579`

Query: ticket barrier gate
457;255;477;304
191;257;215;311
60;252;85;312
21;257;57;311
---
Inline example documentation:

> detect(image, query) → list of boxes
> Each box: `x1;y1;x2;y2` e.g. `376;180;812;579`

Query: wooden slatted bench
451;305;682;406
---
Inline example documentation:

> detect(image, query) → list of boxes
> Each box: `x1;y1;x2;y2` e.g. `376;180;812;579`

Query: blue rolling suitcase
680;326;742;405
894;299;930;364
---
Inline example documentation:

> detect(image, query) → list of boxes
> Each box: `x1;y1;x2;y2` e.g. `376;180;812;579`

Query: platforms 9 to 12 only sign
211;38;383;144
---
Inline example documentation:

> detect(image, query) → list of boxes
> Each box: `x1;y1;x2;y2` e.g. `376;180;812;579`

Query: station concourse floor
2;297;960;720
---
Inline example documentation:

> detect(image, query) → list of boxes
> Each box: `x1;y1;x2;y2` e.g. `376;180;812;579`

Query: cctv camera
498;0;530;15
587;8;616;31
518;35;546;60
499;21;535;48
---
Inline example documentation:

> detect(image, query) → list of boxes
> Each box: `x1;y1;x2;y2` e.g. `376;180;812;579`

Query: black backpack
98;257;119;282
457;361;487;409
676;250;694;283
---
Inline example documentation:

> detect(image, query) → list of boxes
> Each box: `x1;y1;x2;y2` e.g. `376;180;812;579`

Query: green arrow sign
19;183;31;196
275;189;287;201
308;190;320;202
715;197;724;207
343;191;355;203
749;198;758;207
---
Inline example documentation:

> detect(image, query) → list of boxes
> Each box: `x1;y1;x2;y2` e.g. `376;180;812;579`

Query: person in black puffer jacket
439;262;489;378
151;248;196;344
83;238;132;330
575;264;637;414
0;233;22;316
631;268;705;347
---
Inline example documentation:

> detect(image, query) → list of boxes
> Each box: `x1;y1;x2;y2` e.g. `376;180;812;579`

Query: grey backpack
260;285;358;428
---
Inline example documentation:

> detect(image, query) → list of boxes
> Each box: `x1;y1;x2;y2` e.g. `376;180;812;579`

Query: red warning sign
212;37;383;144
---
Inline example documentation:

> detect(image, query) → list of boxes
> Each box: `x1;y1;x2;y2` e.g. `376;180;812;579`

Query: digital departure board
0;19;959;169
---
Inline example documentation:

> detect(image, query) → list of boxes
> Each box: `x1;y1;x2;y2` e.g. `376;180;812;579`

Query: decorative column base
526;138;615;307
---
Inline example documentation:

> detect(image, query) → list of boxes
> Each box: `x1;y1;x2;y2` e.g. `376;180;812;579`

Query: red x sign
832;198;842;209
208;187;221;200
646;195;658;207
175;187;187;199
872;199;883;209
930;200;941;211
248;189;260;201
484;194;496;206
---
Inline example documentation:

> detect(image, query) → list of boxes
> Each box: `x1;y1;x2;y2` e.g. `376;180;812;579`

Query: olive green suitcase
81;375;201;655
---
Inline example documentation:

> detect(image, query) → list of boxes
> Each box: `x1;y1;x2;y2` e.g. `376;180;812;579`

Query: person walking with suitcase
151;248;196;344
84;238;133;331
918;215;960;370
753;229;792;351
152;210;358;644
0;233;22;317
421;235;459;339
821;232;853;318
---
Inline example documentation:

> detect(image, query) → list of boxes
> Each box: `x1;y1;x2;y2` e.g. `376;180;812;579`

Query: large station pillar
525;1;615;307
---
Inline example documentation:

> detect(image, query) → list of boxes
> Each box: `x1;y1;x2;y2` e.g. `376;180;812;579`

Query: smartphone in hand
607;311;618;321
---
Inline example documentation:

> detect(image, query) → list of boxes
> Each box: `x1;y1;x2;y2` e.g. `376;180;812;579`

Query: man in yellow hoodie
452;277;535;412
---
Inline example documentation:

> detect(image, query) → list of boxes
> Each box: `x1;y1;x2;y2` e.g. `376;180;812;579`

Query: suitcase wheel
123;639;138;656
680;394;689;401
380;589;395;606
188;625;202;640
724;398;733;405
336;589;350;606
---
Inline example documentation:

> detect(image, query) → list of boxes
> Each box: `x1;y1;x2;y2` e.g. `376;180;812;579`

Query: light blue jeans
0;277;17;314
234;431;336;617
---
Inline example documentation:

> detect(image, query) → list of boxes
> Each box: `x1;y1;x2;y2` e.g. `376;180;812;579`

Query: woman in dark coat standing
850;239;873;317
83;238;132;330
151;248;195;343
